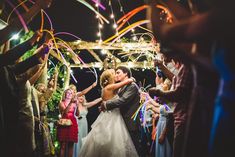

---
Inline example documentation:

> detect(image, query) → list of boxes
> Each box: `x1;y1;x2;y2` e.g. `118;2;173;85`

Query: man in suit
100;66;146;157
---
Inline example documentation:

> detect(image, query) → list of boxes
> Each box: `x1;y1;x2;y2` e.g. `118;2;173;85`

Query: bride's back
101;85;117;101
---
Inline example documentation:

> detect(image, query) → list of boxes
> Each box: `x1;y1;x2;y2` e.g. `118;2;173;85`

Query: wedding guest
73;94;102;157
57;89;78;157
149;54;193;157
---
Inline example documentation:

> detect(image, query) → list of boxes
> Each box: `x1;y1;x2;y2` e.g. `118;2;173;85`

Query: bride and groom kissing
79;66;145;157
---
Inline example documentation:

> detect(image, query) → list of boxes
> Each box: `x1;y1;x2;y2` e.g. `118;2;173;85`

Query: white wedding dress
78;97;139;157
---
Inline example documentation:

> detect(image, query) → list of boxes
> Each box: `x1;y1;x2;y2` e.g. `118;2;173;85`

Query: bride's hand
127;77;135;83
130;77;136;82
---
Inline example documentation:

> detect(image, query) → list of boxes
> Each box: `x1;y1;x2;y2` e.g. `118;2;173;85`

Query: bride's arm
106;78;134;91
77;81;97;97
104;83;139;110
84;98;102;108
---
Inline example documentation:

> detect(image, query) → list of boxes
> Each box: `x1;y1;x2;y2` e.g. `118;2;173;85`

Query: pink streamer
92;0;106;10
54;32;81;40
6;0;29;32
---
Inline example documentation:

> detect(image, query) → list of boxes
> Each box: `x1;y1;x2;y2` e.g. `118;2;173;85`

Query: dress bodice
62;102;77;118
79;108;88;118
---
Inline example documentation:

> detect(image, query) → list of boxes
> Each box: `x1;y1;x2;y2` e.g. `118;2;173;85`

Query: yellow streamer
103;20;149;43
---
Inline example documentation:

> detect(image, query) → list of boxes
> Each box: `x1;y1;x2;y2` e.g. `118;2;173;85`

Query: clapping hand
71;95;78;104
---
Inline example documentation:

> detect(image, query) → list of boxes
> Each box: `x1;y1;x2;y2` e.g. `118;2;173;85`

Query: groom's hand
99;101;107;112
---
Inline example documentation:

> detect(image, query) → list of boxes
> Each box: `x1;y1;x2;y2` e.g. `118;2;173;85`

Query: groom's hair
116;66;132;78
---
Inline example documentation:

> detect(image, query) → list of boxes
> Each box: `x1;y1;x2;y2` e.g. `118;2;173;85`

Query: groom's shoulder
128;82;138;89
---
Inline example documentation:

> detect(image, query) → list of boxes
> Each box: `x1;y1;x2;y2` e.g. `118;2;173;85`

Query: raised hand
29;30;43;46
35;43;50;63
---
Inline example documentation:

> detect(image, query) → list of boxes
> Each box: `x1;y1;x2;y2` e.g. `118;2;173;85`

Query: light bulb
113;24;117;28
110;14;114;19
11;33;19;40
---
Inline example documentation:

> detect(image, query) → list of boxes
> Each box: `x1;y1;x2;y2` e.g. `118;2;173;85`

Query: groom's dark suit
106;82;140;131
105;82;146;157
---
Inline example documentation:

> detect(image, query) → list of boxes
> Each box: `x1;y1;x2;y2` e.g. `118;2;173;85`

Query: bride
78;69;139;157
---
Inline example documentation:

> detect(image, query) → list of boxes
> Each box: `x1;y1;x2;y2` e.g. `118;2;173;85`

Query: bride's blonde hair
100;69;115;88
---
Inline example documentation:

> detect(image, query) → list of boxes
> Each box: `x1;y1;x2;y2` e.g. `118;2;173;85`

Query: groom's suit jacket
105;82;140;131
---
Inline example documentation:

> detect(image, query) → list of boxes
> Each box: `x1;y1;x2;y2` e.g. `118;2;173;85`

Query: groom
100;66;146;157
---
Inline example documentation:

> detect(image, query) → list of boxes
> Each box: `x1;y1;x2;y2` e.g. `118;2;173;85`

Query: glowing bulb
113;24;117;29
110;14;114;19
97;32;101;37
101;49;107;54
99;24;103;29
128;62;132;67
11;33;19;40
96;15;99;18
132;36;137;41
131;29;135;32
95;3;99;7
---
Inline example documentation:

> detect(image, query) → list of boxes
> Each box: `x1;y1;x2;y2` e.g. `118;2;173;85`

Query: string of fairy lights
3;0;174;71
117;0;136;40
